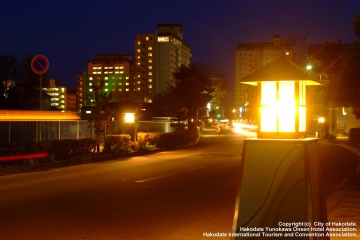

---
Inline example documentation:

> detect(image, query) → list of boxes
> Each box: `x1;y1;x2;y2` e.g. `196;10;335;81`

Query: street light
124;112;138;150
317;116;325;138
232;57;327;239
124;113;135;123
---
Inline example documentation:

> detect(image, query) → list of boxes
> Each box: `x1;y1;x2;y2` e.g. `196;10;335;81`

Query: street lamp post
124;113;139;150
232;57;327;239
317;116;325;138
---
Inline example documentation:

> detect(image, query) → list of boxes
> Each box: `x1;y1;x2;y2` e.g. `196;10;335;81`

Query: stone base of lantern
232;138;329;240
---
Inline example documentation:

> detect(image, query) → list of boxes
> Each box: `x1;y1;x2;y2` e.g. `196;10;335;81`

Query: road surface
0;128;244;240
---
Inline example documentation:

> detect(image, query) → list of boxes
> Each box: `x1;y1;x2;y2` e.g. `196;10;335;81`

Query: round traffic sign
31;55;49;74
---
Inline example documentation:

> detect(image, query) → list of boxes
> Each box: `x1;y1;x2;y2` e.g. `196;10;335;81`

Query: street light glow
124;113;135;123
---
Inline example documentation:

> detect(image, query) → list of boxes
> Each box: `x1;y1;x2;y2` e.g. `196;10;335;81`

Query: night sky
1;0;359;88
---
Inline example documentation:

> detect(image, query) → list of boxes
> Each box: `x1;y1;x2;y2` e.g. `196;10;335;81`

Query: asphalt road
0;128;244;240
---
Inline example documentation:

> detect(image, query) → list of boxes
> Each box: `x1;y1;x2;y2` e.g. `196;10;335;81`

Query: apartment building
134;24;192;103
77;53;136;112
66;88;77;112
43;79;67;111
234;35;291;120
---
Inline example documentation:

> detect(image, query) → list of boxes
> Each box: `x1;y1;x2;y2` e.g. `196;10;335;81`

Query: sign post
31;55;49;141
31;55;49;111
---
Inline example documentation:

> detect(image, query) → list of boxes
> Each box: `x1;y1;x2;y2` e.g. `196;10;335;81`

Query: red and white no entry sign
31;55;49;74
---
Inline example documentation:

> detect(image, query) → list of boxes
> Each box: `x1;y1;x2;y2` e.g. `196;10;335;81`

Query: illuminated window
158;36;169;42
137;49;141;53
148;53;152;56
89;77;93;80
148;79;152;82
126;88;129;91
148;85;152;88
148;66;152;69
148;72;152;76
146;36;149;41
148;47;152;50
148;59;152;63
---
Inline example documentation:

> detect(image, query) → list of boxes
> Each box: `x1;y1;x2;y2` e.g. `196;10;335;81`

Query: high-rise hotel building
234;35;292;119
77;53;135;111
134;24;192;103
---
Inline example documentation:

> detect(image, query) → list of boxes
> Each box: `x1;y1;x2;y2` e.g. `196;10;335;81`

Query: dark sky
1;0;359;88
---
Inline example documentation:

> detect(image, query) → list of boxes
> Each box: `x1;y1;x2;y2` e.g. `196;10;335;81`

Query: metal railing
0;120;91;145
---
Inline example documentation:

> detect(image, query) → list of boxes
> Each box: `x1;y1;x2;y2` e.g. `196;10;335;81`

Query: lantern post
232;57;328;239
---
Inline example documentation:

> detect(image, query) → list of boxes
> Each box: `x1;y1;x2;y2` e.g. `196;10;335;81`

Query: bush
349;128;360;143
104;134;132;153
0;138;98;167
137;132;161;149
40;138;97;160
0;142;44;167
159;128;200;150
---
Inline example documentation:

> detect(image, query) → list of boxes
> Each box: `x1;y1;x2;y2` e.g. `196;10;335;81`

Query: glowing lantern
241;57;320;139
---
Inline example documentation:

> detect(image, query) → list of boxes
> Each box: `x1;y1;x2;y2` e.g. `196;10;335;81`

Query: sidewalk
322;138;360;239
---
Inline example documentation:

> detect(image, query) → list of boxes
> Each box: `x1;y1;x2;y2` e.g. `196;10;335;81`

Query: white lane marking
134;167;206;183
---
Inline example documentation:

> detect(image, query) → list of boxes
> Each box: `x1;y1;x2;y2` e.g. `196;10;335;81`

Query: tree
326;13;360;118
0;55;21;109
164;63;215;129
353;13;360;38
285;34;309;66
88;81;112;152
0;54;50;110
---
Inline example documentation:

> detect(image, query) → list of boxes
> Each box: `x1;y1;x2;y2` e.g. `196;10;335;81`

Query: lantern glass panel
260;82;277;132
278;81;295;132
299;81;306;105
261;106;277;132
299;106;306;132
261;82;277;105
